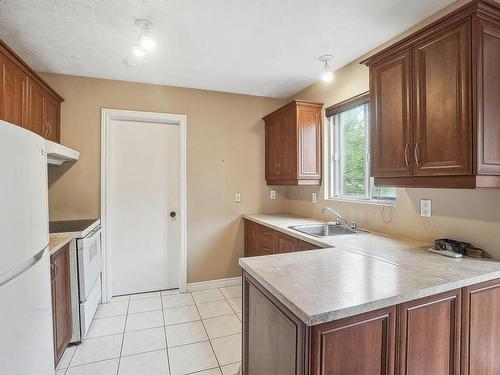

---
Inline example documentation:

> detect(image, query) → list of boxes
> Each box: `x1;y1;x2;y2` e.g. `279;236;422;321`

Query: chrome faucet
321;207;347;226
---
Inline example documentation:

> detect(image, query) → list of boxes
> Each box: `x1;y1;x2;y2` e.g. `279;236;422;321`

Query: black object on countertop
435;239;471;255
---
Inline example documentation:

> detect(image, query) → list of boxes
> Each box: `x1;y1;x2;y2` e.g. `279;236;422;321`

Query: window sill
325;196;396;207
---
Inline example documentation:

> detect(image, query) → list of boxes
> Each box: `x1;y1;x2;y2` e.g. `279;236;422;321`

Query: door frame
100;108;188;302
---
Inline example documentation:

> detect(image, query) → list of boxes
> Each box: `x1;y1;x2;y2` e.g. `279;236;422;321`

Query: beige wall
43;73;287;283
287;0;500;259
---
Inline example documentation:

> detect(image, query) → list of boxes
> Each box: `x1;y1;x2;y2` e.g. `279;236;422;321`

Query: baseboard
187;276;242;292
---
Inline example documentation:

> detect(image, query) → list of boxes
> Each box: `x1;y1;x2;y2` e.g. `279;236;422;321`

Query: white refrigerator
0;120;55;374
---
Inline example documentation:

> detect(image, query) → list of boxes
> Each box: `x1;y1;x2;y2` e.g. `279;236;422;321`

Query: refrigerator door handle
0;248;46;287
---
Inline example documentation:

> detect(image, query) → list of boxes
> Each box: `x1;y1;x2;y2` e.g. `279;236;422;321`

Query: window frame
324;92;396;205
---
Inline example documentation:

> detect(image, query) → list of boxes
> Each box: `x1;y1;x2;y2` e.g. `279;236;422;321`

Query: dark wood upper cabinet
362;0;500;188
44;93;60;143
0;55;27;127
370;49;413;177
0;39;63;142
413;19;471;176
263;100;323;186
51;244;72;366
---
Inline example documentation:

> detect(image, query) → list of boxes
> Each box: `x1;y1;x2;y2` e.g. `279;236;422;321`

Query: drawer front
256;225;276;255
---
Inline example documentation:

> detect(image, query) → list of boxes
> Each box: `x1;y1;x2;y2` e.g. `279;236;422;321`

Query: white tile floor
56;285;243;375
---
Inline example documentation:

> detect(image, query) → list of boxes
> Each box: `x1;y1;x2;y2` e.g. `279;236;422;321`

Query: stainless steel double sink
289;223;367;237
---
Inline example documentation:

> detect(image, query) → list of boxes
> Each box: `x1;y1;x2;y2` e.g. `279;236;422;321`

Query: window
325;93;396;204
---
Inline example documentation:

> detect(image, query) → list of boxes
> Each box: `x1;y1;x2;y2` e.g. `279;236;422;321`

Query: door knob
170;211;176;218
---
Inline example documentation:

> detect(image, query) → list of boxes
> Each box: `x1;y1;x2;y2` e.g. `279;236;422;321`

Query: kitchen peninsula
240;214;500;375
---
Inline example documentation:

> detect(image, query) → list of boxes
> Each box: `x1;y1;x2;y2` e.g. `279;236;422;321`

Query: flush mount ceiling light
135;19;155;52
319;55;334;82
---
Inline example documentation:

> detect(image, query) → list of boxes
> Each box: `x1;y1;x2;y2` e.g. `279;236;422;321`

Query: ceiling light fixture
319;55;334;82
135;19;155;51
131;44;146;58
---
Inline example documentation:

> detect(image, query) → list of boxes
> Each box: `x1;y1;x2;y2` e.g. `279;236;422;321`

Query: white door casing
101;109;187;301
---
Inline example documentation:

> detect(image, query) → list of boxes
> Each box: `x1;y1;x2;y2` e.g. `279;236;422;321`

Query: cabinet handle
404;144;409;166
277;162;281;175
274;163;278;175
54;262;58;276
414;142;420;166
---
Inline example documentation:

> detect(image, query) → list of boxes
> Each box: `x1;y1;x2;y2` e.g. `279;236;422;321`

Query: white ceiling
0;0;454;98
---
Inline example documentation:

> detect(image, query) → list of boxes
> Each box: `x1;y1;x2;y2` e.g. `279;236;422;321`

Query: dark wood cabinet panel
243;274;308;375
276;232;298;254
413;20;471;176
51;244;72;366
363;1;500;188
26;78;45;136
264;100;323;186
0;55;27;127
44;94;60;143
462;278;500;375
244;220;320;257
265;116;282;181
475;17;500;175
397;290;461;375
310;306;396;375
0;38;63;142
296;239;320;251
297;106;321;180
370;49;413;177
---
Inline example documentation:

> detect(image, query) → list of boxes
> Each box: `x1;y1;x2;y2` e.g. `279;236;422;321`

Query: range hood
45;140;80;165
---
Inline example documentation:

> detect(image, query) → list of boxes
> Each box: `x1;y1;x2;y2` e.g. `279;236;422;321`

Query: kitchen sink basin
289;223;367;237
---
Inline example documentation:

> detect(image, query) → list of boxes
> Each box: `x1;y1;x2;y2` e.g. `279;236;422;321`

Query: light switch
420;199;432;217
270;190;276;200
234;192;242;203
312;192;317;204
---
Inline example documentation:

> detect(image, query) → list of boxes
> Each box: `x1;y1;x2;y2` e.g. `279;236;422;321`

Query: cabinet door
51;244;72;365
26;78;45;136
462;279;500;375
44;94;60;142
0;55;27;127
280;107;297;180
244;220;260;257
310;306;396;375
397;290;461;375
370;49;413;177
296;239;320;251
275;232;298;254
297;106;321;180
265;116;282;181
413;20;471;176
475;18;500;175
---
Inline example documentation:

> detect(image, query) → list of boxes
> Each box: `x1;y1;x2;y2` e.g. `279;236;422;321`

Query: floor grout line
115;296;130;375
193;296;223;373
160;289;173;375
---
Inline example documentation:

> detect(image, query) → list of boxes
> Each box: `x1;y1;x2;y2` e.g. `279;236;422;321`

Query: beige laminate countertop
239;213;500;326
49;234;74;256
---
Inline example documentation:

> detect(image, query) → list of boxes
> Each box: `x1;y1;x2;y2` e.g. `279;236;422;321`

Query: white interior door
108;119;180;296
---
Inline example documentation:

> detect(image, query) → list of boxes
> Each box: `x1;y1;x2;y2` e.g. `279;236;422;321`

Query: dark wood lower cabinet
310;306;395;375
51;243;72;366
397;290;461;375
243;272;500;375
244;219;320;257
461;279;500;375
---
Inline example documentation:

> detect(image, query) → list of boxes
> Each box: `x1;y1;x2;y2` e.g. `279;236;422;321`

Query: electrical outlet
420;199;432;217
234;192;242;203
312;192;317;204
270;190;276;200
